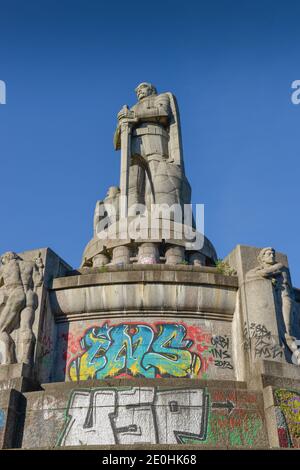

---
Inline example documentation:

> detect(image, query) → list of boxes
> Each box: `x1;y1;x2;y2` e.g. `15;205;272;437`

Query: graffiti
274;389;300;448
211;400;234;414
57;387;209;446
39;333;53;359
243;322;284;360
210;335;233;370
68;323;201;380
204;409;264;447
0;409;5;430
57;387;265;447
183;326;214;379
39;333;54;371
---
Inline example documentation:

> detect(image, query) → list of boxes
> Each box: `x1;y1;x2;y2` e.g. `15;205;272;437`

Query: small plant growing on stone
98;265;108;273
178;260;189;265
214;259;236;276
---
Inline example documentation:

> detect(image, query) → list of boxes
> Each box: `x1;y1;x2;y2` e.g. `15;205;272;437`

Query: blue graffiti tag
69;323;201;380
0;409;5;430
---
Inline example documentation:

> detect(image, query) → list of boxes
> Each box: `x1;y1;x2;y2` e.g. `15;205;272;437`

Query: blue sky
0;0;299;285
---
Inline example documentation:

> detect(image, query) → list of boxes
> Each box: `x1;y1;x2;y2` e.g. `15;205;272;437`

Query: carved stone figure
0;251;44;365
114;82;191;214
93;186;120;236
81;84;218;267
246;247;299;363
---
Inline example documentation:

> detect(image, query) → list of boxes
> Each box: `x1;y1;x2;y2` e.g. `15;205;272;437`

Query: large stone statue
81;83;218;267
246;247;300;363
114;82;191;213
0;251;44;365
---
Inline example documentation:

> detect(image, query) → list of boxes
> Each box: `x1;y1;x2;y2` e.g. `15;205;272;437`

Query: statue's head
1;251;18;265
106;186;120;198
258;247;276;267
135;82;157;101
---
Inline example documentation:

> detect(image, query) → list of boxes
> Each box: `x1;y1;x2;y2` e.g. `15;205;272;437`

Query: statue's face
1;251;17;265
136;83;153;101
107;186;119;198
262;248;275;266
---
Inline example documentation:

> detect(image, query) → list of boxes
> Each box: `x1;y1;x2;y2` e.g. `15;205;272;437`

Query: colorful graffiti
68;323;202;380
57;387;265;447
243;322;284;360
0;409;5;430
204;389;264;447
274;389;300;448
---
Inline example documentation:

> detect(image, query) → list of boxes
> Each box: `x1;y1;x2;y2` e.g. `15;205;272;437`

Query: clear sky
0;0;299;285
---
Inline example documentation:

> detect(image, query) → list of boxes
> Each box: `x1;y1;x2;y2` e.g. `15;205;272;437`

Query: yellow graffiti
69;323;202;380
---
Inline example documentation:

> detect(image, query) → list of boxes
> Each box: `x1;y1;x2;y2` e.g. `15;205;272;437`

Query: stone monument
82;82;216;269
0;84;300;449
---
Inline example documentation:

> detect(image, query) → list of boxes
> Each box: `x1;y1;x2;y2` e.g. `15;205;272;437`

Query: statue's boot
0;331;15;364
19;331;35;365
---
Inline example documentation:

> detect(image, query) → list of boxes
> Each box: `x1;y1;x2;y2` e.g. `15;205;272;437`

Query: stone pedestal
0;363;40;393
225;245;300;387
112;245;131;265
0;388;24;449
0;364;34;448
0;244;299;449
165;245;185;265
92;253;109;267
138;243;160;264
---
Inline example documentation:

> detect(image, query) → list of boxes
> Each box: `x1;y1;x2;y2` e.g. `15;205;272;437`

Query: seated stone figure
93;186;120;236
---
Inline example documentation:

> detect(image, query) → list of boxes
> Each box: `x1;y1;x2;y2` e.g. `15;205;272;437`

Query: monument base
0;363;40;393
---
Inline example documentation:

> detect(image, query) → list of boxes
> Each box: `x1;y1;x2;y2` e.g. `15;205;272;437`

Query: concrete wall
52;318;234;383
2;248;300;449
46;266;238;384
20;379;267;449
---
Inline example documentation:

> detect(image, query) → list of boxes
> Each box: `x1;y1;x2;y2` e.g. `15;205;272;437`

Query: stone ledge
40;377;248;393
26;444;268;450
69;264;222;274
54;309;235;324
51;267;238;291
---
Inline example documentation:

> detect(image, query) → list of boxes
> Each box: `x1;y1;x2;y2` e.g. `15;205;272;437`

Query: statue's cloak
166;92;185;171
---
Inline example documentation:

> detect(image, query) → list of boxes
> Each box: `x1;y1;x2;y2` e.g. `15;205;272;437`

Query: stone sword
119;105;132;218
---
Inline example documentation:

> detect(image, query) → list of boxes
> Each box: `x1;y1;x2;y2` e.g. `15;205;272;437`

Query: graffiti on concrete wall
57;387;265;447
210;335;233;370
38;332;54;369
68;323;203;380
58;387;209;446
243;322;284;360
274;389;300;448
204;389;264;447
0;409;5;430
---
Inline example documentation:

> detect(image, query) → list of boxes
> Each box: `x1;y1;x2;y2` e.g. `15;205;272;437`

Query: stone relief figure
114;82;192;213
0;251;44;365
246;247;300;364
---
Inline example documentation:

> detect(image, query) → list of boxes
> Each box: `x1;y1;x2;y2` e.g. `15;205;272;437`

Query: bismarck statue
82;83;217;267
113;82;191;211
0;251;44;365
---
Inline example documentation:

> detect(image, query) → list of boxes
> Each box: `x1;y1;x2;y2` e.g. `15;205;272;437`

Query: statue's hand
35;255;44;271
117;107;135;122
